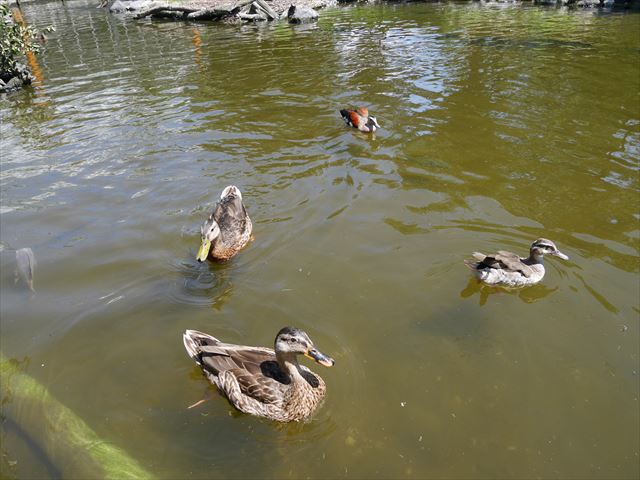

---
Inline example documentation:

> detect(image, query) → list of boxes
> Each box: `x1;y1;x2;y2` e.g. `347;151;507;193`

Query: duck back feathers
182;329;328;422
199;185;252;261
213;191;248;243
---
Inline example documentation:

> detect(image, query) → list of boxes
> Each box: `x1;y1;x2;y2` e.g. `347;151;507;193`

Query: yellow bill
197;238;211;262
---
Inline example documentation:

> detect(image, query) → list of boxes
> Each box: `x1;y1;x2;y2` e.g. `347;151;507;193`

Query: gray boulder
0;63;34;93
287;5;318;24
109;0;157;13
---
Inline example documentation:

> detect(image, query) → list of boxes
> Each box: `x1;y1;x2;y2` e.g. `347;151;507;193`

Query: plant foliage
0;5;41;78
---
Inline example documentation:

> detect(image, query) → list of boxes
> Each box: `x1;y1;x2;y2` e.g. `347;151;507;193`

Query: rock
574;0;615;5
0;63;34;93
287;4;318;23
0;76;24;93
535;0;617;5
109;0;157;14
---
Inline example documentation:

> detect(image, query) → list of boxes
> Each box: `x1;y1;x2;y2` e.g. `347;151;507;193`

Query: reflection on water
1;1;639;479
459;277;560;306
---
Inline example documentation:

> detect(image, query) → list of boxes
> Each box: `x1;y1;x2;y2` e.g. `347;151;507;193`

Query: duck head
366;115;380;132
197;216;220;262
530;238;569;261
274;327;335;367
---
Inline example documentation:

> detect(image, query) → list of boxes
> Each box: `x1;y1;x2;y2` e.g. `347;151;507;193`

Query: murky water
1;1;638;478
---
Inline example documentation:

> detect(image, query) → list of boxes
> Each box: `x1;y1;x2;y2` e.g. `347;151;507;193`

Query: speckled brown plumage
183;328;332;422
210;215;252;261
198;185;252;262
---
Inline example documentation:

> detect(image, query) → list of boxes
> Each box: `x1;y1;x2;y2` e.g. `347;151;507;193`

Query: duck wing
199;343;272;375
481;250;533;278
340;109;362;129
230;364;289;405
199;344;288;405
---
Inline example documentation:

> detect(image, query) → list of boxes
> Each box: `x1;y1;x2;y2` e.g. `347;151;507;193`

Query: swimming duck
197;185;252;262
183;327;334;422
464;238;569;287
340;107;380;133
15;248;36;293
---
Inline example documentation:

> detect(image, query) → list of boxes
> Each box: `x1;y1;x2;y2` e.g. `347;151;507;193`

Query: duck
15;248;36;293
197;185;252;262
464;238;569;287
183;327;335;422
340;107;380;133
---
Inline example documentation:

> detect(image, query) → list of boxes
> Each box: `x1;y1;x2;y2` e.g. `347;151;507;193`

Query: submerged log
186;7;235;19
133;4;198;19
0;353;154;479
186;0;254;19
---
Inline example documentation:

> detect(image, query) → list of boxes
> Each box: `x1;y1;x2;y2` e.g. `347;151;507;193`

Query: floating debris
15;248;36;293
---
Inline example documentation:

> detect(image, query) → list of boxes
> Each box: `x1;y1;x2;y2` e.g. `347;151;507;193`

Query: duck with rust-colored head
340;107;380;133
183;327;335;422
197;185;252;262
464;238;569;287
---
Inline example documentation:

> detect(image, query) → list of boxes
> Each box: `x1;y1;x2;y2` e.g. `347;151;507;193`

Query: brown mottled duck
197;185;252;262
183;327;335;422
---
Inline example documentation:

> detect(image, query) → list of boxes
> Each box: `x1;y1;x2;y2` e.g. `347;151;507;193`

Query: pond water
1;1;638;478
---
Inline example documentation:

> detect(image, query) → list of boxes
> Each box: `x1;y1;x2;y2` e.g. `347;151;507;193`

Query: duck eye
290;337;297;343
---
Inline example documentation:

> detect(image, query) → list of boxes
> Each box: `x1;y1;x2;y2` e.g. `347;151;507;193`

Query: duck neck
526;250;544;265
276;352;304;384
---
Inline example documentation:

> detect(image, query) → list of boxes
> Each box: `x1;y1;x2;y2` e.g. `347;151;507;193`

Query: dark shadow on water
459;277;559;305
0;357;60;480
1;417;61;480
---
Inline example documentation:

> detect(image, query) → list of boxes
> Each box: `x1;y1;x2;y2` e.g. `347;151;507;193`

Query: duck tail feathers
463;259;479;271
220;185;242;201
217;186;246;221
183;329;220;364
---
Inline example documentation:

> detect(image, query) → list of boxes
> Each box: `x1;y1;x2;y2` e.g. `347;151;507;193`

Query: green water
1;1;638;478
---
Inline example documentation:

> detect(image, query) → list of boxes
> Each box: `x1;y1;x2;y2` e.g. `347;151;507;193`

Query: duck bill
305;348;335;367
196;239;211;262
553;250;569;260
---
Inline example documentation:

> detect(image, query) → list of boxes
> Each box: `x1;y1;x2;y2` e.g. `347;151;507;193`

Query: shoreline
106;0;638;24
